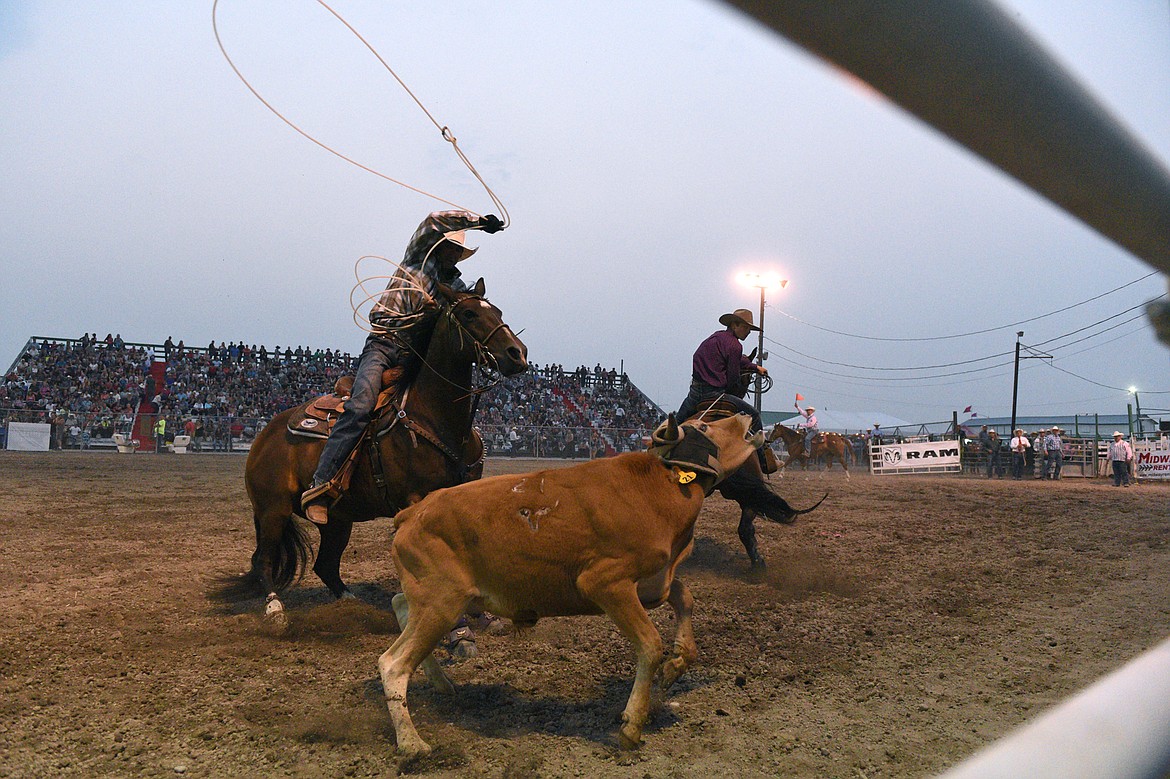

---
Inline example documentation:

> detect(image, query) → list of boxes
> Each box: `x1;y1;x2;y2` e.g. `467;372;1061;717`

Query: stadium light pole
1129;386;1142;437
737;272;788;414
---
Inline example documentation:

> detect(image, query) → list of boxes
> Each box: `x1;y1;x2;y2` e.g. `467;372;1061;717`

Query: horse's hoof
445;626;478;660
264;596;289;631
263;609;289;632
339;590;357;601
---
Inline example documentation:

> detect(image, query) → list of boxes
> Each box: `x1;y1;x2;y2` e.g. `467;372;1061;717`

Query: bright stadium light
1129;386;1142;436
736;271;789;291
736;271;788;414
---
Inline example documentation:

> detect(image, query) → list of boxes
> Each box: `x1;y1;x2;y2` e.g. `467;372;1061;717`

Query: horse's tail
719;467;826;524
209;516;313;603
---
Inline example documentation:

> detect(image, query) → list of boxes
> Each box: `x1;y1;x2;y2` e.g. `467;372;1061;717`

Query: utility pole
1010;331;1051;434
1010;332;1023;434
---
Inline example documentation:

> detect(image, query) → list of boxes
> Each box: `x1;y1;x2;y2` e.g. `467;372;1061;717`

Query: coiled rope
211;0;509;224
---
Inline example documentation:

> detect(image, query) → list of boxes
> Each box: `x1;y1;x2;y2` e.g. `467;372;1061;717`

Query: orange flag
795;393;805;401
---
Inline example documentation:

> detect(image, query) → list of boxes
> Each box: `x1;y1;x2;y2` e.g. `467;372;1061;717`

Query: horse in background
212;280;528;626
684;399;825;569
768;423;852;478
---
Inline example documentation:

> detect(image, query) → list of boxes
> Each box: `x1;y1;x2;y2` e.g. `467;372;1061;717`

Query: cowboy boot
300;482;339;526
761;446;779;474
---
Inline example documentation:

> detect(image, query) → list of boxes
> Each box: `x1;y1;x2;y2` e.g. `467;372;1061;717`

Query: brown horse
686;400;826;569
768;423;852;478
214;279;528;623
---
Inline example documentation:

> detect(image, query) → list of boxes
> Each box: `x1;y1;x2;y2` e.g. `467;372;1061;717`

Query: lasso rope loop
211;0;508;224
350;257;507;398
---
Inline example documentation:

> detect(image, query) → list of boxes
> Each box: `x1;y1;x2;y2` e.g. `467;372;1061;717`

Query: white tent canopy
763;410;914;434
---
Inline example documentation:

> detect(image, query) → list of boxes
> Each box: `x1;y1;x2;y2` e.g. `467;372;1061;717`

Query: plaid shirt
370;211;484;335
1109;440;1134;461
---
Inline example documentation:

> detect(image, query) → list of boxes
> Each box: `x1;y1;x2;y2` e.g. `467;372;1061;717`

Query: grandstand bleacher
2;335;664;457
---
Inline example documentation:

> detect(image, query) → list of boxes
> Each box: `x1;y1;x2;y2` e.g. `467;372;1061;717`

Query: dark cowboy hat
718;308;761;331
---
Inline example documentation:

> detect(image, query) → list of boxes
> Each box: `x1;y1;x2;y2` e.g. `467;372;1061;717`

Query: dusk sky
2;1;1168;424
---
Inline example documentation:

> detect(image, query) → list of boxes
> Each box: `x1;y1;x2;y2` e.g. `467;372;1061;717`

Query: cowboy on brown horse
794;400;819;456
301;210;505;525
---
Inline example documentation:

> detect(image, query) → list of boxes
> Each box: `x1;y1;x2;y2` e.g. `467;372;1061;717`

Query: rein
364;297;504;497
394;297;512;400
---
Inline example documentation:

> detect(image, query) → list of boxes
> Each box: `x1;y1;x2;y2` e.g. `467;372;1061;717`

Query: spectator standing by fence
1044;427;1064;479
979;425;1003;478
1108;431;1134;487
1009;428;1030;480
1032;430;1048;479
154;416;166;453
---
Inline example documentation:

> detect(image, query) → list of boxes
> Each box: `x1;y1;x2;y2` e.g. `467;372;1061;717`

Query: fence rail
0;411;662;458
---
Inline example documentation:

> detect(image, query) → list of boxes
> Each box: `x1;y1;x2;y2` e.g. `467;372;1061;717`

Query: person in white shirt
1009;428;1031;480
1108;431;1134;487
795;403;819;456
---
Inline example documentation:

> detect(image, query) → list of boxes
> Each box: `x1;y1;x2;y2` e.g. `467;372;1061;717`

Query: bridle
394;293;518;399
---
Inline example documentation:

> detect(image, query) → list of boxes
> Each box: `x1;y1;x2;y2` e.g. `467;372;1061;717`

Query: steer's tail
718;468;827;524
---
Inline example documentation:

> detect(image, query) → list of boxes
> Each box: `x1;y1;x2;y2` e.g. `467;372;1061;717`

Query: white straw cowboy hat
718;308;760;331
441;230;478;261
1113;431;1125;437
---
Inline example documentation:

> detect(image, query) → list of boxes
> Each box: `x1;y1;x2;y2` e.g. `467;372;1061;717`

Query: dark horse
685;399;825;569
215;279;528;623
768;423;852;478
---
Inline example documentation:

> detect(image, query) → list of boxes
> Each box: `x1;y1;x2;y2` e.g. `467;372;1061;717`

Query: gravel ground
2;451;1168;778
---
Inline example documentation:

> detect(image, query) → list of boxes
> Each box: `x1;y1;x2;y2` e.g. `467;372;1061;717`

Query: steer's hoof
658;658;686;691
618;722;643;751
396;737;433;764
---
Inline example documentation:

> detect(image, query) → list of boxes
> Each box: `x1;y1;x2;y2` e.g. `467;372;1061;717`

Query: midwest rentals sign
1135;441;1170;480
871;440;962;475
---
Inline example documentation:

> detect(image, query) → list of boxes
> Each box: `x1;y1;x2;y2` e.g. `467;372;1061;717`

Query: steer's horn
652;413;681;445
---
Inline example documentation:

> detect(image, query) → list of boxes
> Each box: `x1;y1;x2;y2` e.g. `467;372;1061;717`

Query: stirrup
300;481;341;511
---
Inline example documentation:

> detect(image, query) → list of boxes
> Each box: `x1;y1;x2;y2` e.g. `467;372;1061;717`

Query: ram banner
871;440;962;475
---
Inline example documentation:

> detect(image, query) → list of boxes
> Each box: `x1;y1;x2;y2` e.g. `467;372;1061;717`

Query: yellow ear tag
677;470;697;484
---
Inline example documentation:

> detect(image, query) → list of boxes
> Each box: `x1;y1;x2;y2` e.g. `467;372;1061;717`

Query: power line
766;346;1013;382
1032;297;1163;350
764;295;1163;378
769;271;1161;342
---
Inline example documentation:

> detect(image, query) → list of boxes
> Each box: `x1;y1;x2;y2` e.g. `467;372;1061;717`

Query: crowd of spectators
1;334;147;445
2;336;666;457
155;338;355;420
477;363;664;457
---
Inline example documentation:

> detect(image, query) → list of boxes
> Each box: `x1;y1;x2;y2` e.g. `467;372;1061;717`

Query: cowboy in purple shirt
676;307;768;434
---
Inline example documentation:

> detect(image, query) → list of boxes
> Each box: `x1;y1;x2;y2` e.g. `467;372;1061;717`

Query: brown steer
379;413;763;758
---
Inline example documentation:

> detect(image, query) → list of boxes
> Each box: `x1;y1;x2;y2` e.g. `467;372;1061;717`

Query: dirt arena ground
2;451;1168;778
